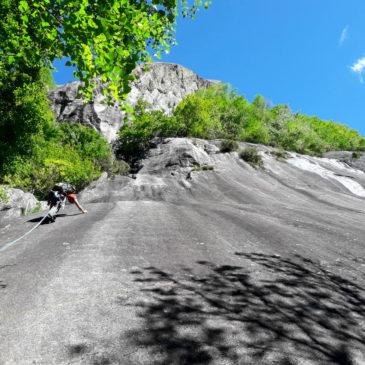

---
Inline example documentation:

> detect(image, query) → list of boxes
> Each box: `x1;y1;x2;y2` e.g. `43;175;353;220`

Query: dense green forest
118;84;365;159
0;0;208;198
0;69;112;197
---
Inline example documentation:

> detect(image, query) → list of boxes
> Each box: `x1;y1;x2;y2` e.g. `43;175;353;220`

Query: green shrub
118;85;365;160
192;165;214;172
359;139;365;151
271;148;289;161
174;85;257;140
0;67;114;198
1;123;112;198
58;123;112;167
239;147;263;168
276;118;327;156
118;100;182;161
109;159;130;176
352;151;362;159
174;87;225;139
3;143;101;197
239;96;271;145
220;139;239;153
0;63;116;197
0;185;9;204
239;118;270;145
118;85;252;159
308;117;365;151
0;69;55;171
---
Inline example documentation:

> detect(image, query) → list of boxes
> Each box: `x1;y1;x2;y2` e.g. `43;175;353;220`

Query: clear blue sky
53;0;365;135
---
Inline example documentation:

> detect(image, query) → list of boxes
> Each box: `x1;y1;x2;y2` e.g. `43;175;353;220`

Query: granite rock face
49;63;216;142
139;138;213;174
2;138;365;365
324;151;365;173
79;137;365;204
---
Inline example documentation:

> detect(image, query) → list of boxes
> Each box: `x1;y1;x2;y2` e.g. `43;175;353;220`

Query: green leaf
7;55;15;64
18;1;29;12
1;0;209;105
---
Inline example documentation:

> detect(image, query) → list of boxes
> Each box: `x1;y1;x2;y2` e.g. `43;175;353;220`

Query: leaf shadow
125;253;365;365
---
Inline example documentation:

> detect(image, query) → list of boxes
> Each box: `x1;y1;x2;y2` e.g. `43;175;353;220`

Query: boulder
0;188;42;222
49;63;217;142
139;138;213;175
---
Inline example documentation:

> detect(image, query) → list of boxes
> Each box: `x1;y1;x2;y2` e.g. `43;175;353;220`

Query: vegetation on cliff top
118;85;365;160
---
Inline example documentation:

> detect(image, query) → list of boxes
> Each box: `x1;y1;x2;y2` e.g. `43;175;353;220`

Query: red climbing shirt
67;193;77;204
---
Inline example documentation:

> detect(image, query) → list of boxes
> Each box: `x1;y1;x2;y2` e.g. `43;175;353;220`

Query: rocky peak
49;63;217;142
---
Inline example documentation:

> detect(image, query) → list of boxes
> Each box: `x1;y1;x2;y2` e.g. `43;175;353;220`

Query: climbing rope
0;206;57;252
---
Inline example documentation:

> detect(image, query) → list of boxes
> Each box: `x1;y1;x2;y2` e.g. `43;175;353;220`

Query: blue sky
53;0;365;135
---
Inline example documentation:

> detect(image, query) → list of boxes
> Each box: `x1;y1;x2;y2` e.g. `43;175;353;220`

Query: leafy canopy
0;0;209;102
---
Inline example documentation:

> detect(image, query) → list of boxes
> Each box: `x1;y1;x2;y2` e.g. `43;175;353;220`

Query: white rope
0;206;57;253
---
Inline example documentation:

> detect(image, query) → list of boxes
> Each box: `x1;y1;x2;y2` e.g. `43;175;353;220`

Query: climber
47;182;87;222
65;190;88;214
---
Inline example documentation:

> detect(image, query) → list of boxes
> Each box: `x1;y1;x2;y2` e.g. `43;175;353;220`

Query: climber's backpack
47;190;63;206
53;182;76;194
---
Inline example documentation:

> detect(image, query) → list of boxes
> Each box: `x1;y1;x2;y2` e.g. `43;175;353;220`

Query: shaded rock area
128;254;365;365
49;63;216;142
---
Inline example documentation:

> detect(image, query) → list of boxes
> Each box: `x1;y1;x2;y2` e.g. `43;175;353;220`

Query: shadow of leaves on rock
67;343;88;357
127;253;365;365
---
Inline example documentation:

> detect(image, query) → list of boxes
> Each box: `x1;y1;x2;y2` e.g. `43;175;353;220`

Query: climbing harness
0;205;58;253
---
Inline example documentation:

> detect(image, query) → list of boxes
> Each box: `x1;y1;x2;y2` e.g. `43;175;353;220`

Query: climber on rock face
47;182;87;222
65;190;87;214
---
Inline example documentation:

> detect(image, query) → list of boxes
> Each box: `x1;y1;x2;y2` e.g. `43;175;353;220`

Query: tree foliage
0;0;209;102
118;85;365;158
0;0;208;195
2;121;113;197
0;68;112;197
0;68;55;168
117;100;179;161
